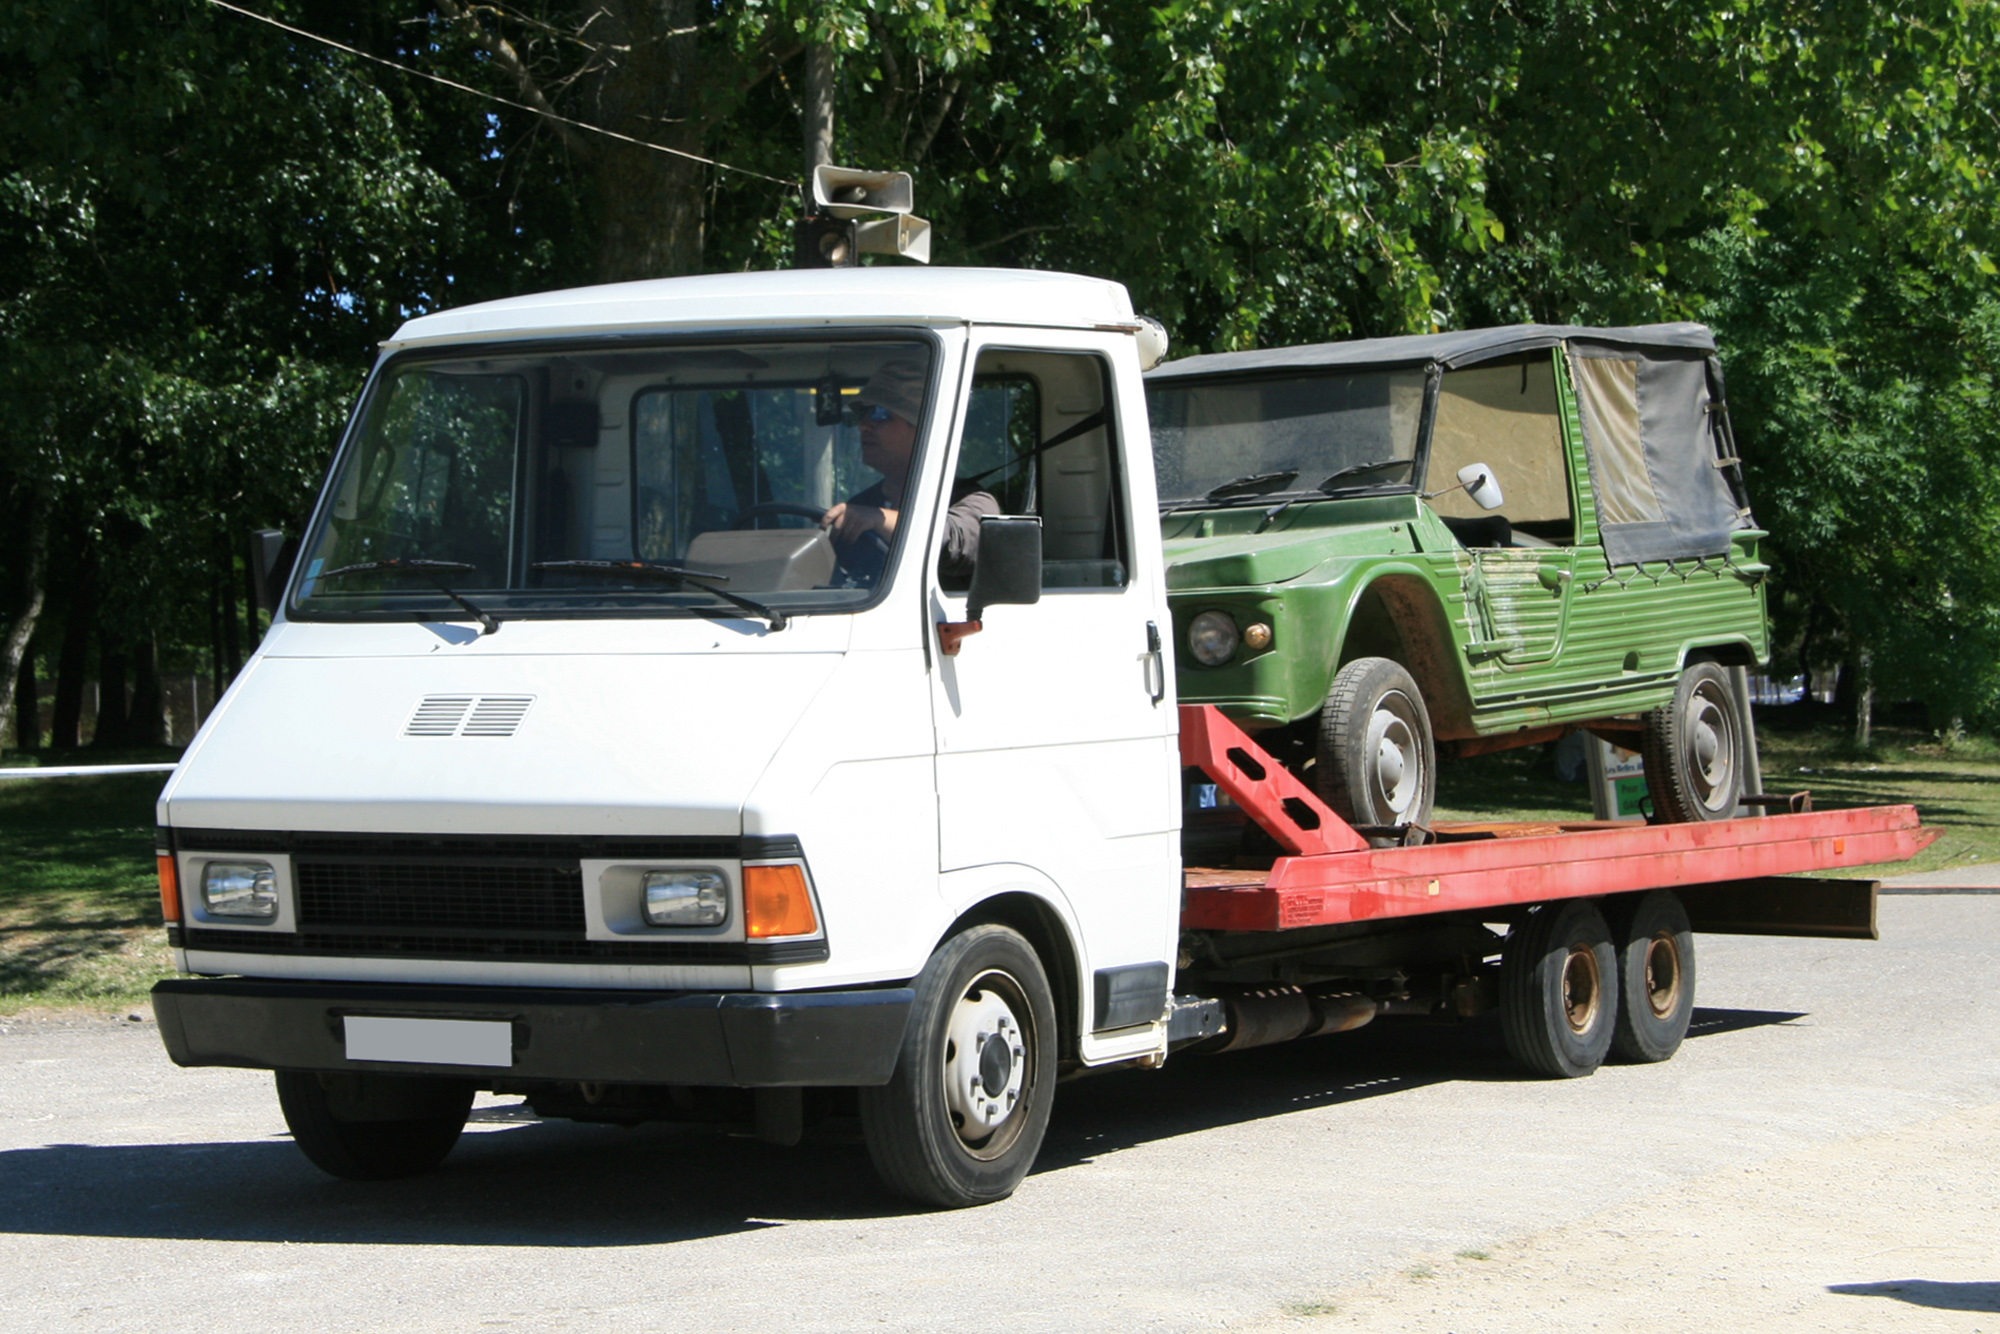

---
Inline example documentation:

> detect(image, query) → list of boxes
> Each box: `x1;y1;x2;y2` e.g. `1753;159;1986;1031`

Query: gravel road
3;892;1995;1334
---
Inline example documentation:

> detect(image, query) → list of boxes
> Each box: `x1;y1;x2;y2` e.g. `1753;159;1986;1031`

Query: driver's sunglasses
850;403;895;425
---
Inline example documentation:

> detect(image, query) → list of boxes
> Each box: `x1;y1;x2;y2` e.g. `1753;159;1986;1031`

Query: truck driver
821;358;999;580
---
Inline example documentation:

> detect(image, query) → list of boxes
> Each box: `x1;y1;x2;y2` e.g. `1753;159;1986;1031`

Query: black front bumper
152;978;913;1087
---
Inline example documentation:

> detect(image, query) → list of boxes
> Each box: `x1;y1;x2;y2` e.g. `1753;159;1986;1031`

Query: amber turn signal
156;854;181;924
744;864;817;938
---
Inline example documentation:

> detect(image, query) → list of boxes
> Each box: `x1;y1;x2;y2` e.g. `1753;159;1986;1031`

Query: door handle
1145;621;1166;706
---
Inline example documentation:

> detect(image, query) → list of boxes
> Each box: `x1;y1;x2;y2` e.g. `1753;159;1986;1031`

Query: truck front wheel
275;1070;475;1181
859;924;1057;1208
1499;899;1618;1078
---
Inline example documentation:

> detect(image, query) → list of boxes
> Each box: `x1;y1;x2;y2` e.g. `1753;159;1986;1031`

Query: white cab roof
384;267;1137;349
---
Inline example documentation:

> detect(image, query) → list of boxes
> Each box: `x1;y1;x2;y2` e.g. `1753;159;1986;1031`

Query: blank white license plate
344;1016;514;1068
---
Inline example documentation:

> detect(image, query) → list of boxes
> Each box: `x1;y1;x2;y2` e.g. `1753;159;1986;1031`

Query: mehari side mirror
1457;463;1505;511
939;515;1042;656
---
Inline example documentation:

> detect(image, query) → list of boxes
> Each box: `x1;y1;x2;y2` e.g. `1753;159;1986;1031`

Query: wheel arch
1336;572;1476;738
941;889;1084;1064
1679;639;1760;671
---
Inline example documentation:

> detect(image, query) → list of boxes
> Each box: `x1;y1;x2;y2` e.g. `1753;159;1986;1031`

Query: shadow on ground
1828;1280;2000;1312
0;1006;1804;1246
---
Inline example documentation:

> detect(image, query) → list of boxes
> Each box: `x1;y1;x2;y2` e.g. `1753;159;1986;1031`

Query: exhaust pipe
1200;986;1379;1053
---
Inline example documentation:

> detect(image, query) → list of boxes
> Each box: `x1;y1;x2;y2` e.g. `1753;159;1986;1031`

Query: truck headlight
1188;610;1239;666
201;862;278;919
642;871;728;927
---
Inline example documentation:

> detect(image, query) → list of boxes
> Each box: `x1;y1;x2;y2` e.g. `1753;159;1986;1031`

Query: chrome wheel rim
942;970;1033;1160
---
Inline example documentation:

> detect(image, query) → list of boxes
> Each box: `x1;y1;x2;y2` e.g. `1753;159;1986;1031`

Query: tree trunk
803;42;836;177
1852;648;1874;750
13;649;37;751
588;0;708;281
0;494;50;754
95;636;130;749
52;558;93;751
129;632;165;746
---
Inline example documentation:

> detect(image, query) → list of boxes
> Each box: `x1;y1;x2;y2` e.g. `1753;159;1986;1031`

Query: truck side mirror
967;516;1042;621
939;516;1042;656
249;529;296;614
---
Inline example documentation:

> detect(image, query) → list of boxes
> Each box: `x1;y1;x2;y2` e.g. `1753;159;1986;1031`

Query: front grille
296;858;585;933
167;827;827;967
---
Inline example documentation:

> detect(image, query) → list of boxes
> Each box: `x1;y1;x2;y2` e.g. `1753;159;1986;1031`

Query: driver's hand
822;502;898;544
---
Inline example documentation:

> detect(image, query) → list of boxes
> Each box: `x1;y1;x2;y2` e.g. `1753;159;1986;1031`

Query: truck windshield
291;338;932;623
1147;369;1426;506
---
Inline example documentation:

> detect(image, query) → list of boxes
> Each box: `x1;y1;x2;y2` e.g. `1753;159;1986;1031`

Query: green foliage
2;0;1998;730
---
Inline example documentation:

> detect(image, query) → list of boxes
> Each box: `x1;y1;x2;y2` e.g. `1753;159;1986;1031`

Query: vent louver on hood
405;695;534;738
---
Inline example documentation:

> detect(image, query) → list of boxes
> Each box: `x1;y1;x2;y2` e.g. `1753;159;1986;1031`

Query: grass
1437;706;2000;880
3;706;1997;1014
0;748;179;1015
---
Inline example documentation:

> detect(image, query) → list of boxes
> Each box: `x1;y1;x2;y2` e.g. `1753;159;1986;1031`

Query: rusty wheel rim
1561;944;1602;1034
1643;932;1682;1019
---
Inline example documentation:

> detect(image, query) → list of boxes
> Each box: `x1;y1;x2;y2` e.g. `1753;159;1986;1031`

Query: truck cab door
924;332;1180;1059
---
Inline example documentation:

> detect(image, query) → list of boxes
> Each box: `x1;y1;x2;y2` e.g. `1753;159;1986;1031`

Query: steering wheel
729;501;890;584
730;502;827;529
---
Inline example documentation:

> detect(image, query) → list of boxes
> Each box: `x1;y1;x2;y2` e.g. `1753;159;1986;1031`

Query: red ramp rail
1178;705;1936;933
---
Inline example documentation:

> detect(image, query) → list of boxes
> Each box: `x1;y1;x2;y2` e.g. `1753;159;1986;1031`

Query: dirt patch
1252;1102;2000;1332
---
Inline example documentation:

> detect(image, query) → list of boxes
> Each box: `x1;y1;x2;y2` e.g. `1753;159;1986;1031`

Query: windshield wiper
1204;470;1300;502
318;558;500;635
532;559;788;632
1317;458;1415;492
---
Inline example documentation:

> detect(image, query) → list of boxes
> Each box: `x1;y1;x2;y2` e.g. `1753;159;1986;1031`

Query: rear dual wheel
1500;891;1697;1076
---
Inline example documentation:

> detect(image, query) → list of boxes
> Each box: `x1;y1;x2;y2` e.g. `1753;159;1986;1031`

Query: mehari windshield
1147;369;1426;506
291;338;932;623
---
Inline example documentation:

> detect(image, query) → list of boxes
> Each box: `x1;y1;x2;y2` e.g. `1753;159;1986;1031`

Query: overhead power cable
206;0;793;187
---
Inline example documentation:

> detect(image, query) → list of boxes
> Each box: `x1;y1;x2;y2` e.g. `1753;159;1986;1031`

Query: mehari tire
1642;662;1746;822
1315;657;1436;833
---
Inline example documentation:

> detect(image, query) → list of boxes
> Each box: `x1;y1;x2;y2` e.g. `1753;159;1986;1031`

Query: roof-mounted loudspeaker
811;166;914;219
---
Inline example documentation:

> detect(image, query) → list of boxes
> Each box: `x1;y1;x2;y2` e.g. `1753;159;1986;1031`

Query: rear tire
275;1071;474;1181
1643;662;1746;822
1499;899;1618;1078
1609;890;1696;1063
1315;657;1435;833
859;924;1057;1208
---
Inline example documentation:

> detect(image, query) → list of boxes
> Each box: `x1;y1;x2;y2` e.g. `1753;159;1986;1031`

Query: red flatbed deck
1177;705;1935;934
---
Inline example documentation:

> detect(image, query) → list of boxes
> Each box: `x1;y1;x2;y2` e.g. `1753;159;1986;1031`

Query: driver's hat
854;359;926;424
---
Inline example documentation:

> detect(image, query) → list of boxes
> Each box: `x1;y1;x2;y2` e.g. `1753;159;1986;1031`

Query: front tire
275;1071;474;1181
1315;657;1436;833
1643;662;1746;822
1499;899;1618;1078
1609;890;1696;1063
860;924;1057;1208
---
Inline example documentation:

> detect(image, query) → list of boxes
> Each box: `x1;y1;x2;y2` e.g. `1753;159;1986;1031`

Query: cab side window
1425;354;1572;547
943;349;1129;592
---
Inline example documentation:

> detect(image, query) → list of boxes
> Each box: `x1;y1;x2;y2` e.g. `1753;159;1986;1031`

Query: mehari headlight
1187;610;1240;666
642;870;728;927
201;861;278;919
